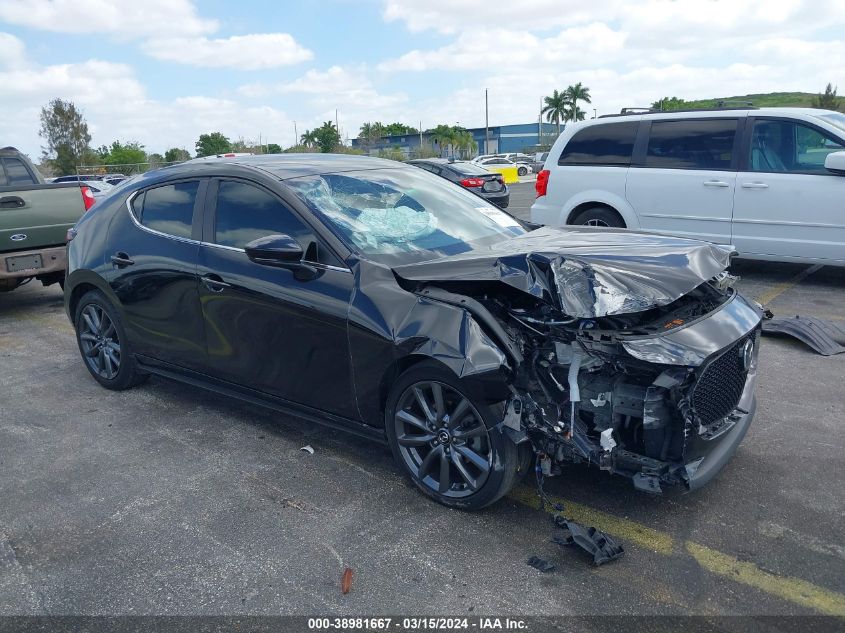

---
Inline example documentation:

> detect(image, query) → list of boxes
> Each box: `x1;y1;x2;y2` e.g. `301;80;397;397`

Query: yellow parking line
509;486;673;554
755;264;823;306
508;485;845;615
686;542;845;616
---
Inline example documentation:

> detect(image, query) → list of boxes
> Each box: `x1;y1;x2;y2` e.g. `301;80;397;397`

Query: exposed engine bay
414;272;760;494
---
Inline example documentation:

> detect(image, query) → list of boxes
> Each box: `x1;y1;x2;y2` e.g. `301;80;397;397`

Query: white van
530;107;845;265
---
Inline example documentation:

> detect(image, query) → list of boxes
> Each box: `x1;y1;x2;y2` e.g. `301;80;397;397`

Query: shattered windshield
286;168;526;263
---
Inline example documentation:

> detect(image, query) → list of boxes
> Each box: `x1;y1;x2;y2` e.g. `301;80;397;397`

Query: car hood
392;226;734;318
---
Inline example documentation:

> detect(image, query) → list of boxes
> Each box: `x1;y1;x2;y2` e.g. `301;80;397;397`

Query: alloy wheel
394;381;492;498
585;218;610;227
79;304;121;380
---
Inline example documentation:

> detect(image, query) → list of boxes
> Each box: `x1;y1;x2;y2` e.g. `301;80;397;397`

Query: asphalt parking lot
1;182;843;618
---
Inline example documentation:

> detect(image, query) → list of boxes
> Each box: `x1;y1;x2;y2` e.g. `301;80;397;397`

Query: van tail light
460;177;485;188
535;170;550;198
80;185;96;211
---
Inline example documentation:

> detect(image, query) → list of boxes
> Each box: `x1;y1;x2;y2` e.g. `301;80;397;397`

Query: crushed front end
393;227;763;493
487;279;762;493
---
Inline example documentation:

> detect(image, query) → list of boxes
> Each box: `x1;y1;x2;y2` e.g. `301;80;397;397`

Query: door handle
703;180;730;187
0;196;26;209
202;274;230;292
741;182;769;189
110;252;135;268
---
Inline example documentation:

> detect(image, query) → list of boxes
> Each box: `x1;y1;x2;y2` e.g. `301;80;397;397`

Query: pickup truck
0;147;94;293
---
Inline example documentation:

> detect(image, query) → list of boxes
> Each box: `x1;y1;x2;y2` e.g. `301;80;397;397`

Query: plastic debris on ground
761;315;845;356
526;556;555;573
552;515;625;566
299;445;315;454
341;567;353;594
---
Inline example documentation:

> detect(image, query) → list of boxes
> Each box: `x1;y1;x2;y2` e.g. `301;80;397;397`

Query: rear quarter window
559;122;638;166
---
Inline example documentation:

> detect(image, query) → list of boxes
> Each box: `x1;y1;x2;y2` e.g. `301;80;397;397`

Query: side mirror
244;234;303;267
824;150;845;175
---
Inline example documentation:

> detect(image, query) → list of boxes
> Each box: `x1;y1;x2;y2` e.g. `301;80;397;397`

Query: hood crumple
392;226;734;318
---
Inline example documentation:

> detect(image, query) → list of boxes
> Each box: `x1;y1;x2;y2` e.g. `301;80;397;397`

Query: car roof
172;153;404;180
597;106;839;121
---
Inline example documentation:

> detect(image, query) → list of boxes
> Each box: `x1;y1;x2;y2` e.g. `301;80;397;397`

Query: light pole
293;121;298;147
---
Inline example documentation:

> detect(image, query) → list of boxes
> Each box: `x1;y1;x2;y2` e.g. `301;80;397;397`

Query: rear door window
559;122;638;166
137;181;200;239
645;119;738;170
2;158;35;184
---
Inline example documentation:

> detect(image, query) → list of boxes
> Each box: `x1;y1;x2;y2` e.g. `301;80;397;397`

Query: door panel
104;180;207;370
627;118;740;244
732;118;845;261
198;178;357;418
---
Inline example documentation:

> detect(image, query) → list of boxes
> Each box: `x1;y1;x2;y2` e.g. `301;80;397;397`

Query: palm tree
542;89;568;135
300;129;318;148
454;129;477;158
564;82;591;122
429;124;457;157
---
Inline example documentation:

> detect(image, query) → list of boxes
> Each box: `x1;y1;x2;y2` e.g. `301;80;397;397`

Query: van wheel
571;206;625;228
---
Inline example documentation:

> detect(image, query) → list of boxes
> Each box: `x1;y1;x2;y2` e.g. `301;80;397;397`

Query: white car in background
476;156;532;177
531;107;845;266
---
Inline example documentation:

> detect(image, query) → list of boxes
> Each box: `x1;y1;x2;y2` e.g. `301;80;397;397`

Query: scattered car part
761;315;845;356
526;556;555;573
299;445;315;454
552;515;625;566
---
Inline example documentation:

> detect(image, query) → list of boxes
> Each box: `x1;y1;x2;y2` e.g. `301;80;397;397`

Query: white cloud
142;34;313;69
0;0;216;38
382;0;623;33
0;32;27;69
0;43;296;159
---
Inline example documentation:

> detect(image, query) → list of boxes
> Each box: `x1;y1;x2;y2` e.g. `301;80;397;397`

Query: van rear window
558;122;638;166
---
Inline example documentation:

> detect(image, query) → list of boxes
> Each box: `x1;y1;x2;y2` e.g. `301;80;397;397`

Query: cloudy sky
1;0;843;159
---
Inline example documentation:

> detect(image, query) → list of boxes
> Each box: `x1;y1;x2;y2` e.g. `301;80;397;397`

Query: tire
385;361;520;510
571;206;625;228
74;289;147;390
517;166;528;176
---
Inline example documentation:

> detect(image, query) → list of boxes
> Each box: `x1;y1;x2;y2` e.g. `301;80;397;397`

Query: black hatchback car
407;158;509;209
66;154;762;509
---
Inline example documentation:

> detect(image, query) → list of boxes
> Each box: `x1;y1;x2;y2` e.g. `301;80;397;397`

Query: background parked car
52;174;105;184
476;156;531;177
408;158;509;208
531;107;845;266
80;180;114;199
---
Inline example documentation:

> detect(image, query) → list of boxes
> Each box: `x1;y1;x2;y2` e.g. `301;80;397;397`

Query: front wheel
385;362;520;510
74;290;147;390
517;166;528;176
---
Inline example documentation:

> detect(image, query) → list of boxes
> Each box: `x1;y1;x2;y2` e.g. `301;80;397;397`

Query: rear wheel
74;290;147;390
517;166;528;176
385;362;519;510
571;206;625;228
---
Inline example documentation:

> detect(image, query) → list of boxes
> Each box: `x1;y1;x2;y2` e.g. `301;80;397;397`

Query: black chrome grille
691;336;750;426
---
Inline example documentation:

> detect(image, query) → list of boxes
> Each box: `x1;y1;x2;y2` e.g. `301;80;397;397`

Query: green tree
195;132;232;157
147;153;165;169
38;98;92;175
103;141;147;167
813;83;840;111
266;143;282;154
314;121;341;153
453;128;477;158
652;96;688;111
164;147;192;163
383;122;418;136
564;82;591;122
542;89;568;136
300;129;318;148
428;124;457;157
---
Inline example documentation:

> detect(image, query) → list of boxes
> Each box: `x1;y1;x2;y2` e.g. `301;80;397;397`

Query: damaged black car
65;155;762;510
